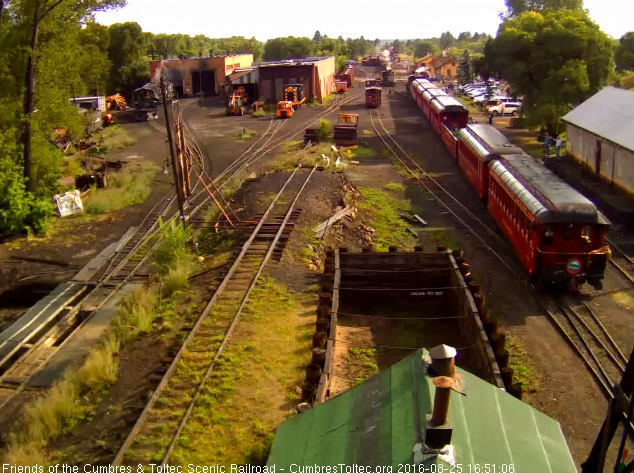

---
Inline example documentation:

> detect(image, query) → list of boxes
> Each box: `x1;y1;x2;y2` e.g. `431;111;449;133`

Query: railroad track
0;194;177;409
369;109;526;282
605;235;634;286
377;94;633;403
112;166;316;466
546;297;628;399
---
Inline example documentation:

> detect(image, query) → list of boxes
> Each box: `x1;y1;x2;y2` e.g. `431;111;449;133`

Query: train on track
409;77;611;289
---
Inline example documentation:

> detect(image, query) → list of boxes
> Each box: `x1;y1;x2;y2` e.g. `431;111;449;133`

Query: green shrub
0;134;54;236
251;109;266;117
238;129;256;140
84;163;157;214
152;219;193;276
318;119;331;141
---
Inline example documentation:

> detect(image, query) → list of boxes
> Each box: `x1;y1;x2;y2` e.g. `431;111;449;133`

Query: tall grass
318;119;331;141
153;219;194;296
98;125;136;153
84;162;158;214
4;286;159;460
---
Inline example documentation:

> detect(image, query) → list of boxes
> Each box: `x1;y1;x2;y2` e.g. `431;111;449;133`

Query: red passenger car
429;96;468;134
421;87;447;119
457;124;523;200
488;155;610;288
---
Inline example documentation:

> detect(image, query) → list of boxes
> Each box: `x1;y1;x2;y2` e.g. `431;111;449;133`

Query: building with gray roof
562;86;634;195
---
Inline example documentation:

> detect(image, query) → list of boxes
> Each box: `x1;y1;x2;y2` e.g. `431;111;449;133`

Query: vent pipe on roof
425;344;457;449
429;344;457;378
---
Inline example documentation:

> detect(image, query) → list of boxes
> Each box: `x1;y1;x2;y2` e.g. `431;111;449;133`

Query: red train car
488;155;610;288
337;67;355;88
421;87;447;119
457;124;523;200
429;96;468;134
365;87;381;107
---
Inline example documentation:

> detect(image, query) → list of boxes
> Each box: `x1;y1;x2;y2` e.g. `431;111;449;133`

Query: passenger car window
541;226;554;245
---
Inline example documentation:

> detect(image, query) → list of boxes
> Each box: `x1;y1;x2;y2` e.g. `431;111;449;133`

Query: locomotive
409;78;610;289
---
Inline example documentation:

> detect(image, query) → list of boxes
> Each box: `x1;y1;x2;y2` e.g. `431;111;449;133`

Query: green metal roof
267;349;577;472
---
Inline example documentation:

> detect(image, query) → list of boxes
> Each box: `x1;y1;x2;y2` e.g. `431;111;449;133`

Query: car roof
491;154;609;224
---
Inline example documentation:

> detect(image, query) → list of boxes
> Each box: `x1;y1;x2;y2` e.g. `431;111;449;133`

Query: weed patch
383;182;406;192
171;276;313;465
251;109;267;118
84;162;157;214
353;145;376;158
357;187;415;251
345;347;379;386
238;129;256;140
98;125;136;153
506;335;540;393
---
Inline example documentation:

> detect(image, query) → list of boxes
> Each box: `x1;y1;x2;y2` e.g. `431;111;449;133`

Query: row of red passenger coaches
408;76;610;289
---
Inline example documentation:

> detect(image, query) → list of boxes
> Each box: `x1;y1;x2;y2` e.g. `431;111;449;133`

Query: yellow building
415;53;458;79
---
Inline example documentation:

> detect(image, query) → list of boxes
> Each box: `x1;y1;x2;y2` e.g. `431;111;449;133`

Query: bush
152;220;195;295
238;129;256;140
318;119;331;141
0;132;54;236
84;163;157;214
251;109;266;117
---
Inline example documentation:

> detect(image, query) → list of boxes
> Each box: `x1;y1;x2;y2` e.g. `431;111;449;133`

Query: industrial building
228;56;336;104
267;347;577;472
149;54;253;97
563;86;634;195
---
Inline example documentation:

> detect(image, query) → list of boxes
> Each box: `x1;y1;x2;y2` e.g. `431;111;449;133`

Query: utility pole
160;77;186;221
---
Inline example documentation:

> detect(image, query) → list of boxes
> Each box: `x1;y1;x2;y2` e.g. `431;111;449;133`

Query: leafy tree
439;31;455;49
457;32;472;42
485;9;613;133
392;39;404;54
504;0;582;17
414;40;435;58
108;22;149;94
18;0;125;192
458;51;474;83
313;30;322;43
374;38;380;46
615;32;634;71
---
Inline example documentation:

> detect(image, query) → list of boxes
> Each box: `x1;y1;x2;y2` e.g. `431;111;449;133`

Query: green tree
414;40;435;58
457;32;472;42
615;32;634;71
458;50;474;83
485;9;613;133
392;39;404;54
504;0;582;17
18;0;124;192
108;22;149;94
439;31;455;49
313;30;322;43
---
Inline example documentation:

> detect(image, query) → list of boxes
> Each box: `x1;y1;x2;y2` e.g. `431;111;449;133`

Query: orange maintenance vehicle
336;80;348;94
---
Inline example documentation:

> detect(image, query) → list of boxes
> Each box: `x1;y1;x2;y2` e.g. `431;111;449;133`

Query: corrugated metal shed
228;68;258;84
562;87;634;152
267;349;577;472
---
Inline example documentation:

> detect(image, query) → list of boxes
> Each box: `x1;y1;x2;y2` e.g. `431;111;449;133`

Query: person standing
555;136;563;159
543;134;552;159
488;112;493;125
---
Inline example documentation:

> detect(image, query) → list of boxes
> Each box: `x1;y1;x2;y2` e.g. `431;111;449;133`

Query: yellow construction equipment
226;92;246;116
282;84;306;108
106;94;127;110
276;101;294;118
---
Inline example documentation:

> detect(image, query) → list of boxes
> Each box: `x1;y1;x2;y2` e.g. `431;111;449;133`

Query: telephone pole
160;77;186;220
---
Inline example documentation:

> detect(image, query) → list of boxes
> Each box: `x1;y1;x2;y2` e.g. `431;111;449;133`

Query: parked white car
489;99;522;116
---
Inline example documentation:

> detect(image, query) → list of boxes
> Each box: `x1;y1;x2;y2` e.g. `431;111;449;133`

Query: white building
563;86;634;195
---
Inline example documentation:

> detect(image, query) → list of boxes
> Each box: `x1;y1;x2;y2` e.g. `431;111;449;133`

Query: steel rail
160;165;317;465
111;167;307;466
369;109;525;283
